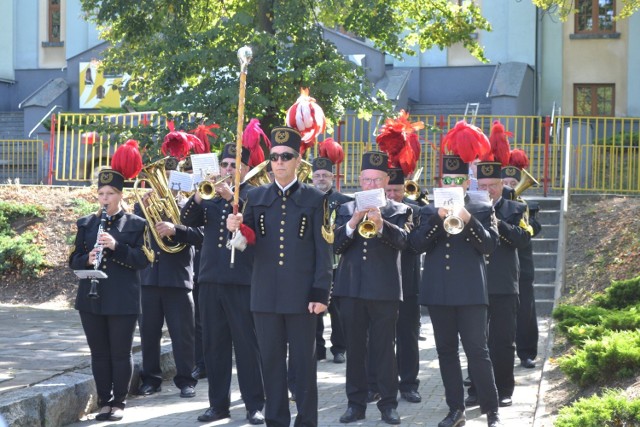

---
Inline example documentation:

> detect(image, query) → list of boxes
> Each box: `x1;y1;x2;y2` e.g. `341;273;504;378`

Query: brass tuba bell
514;169;539;197
134;157;187;254
243;160;272;186
297;159;313;183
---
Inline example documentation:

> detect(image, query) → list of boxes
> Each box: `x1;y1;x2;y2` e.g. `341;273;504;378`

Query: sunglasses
220;161;236;168
442;176;468;185
269;152;298;162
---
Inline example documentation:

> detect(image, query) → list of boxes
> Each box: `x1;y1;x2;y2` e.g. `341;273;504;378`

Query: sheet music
74;270;108;279
190;153;219;178
433;187;465;208
354;188;386;211
168;171;195;192
466;190;491;204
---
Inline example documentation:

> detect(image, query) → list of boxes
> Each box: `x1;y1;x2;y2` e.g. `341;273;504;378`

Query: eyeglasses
269;152;298;162
478;181;503;190
360;177;384;185
220;161;236;169
312;173;333;180
442;176;468;185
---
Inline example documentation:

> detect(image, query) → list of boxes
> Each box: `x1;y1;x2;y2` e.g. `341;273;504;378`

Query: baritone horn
134;157;186;254
514;169;539;197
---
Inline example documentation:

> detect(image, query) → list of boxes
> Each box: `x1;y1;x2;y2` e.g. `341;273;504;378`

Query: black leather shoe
95;406;112;421
137;383;161;396
197;407;230;422
108;408;124;422
487;410;502;427
521;358;536;369
191;365;207;380
438;409;466;427
498;396;512;407
333;352;346;363
463;376;471;387
180;385;196;398
400;390;422;403
339;407;365;423
317;350;327;361
381;408;401;425
465;394;478;407
366;391;381;403
246;409;265;425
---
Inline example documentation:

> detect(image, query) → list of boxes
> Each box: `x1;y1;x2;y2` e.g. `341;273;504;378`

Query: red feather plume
319;138;344;165
162;131;191;160
441;120;491;163
186;133;206;154
509;149;530;170
489;120;512;166
111;139;143;179
189;123;219;153
243;118;270;167
376;110;423;176
285;88;326;155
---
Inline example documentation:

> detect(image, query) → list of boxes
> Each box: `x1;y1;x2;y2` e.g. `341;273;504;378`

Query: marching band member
181;143;265;424
69;141;150;422
226;126;333;427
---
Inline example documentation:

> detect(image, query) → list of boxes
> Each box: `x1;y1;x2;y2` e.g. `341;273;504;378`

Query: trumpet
198;174;233;200
358;214;378;239
443;202;464;235
404;180;421;200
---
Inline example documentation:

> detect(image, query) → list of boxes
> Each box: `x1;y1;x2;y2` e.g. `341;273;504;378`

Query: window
574;84;615;116
48;0;61;42
575;0;615;34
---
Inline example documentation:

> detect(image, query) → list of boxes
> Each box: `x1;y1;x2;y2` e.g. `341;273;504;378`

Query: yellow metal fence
34;112;640;194
0;139;45;184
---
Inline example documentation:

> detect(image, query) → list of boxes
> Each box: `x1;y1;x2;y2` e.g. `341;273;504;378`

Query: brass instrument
297;159;313;182
404;167;427;202
514;169;539;197
358;214;378;239
243;160;272;186
198;174;233;200
443;201;464;235
134;157;186;254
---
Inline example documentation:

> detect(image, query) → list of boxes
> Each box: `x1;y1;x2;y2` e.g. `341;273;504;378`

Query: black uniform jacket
243;181;333;314
485;198;531;295
181;183;254;286
518;199;542;283
409;198;498;307
135;202;203;289
327;188;354;212
69;212;150;315
332;199;412;301
401;198;422;297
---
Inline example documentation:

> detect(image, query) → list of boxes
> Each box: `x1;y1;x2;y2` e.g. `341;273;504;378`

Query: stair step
536;224;559;239
535;299;555;316
537;210;560;225
532;253;557;268
534;283;556;300
535;268;556;283
532;238;558;252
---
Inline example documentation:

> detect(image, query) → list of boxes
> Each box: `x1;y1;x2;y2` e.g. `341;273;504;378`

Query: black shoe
317;350;327;361
463;376;471;387
180;385;196;398
366;391;381;403
333;352;346;363
400;390;422;403
438;409;466;427
339;407;365;423
108;408;124;422
137;383;161;396
197;407;230;422
487;410;502;427
520;358;536;369
464;394;478;407
418;335;427;341
95;406;112;421
381;408;401;425
247;409;265;425
191;365;207;380
498;396;512;407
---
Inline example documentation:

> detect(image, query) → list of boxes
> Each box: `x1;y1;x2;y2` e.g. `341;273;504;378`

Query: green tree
80;0;491;143
532;0;639;21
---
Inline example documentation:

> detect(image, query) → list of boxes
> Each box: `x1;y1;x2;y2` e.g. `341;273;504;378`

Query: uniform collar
274;179;300;197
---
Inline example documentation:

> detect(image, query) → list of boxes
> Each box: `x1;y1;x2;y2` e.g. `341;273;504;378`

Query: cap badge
274;130;289;144
446;157;460;171
481;164;495;176
369;153;384;166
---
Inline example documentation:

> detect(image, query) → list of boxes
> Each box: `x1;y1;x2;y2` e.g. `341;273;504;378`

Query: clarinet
88;205;108;299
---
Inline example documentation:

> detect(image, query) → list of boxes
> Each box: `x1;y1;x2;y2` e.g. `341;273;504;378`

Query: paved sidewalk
0;302;551;426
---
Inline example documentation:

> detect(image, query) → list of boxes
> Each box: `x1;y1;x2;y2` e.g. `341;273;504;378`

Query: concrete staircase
0;111;25;139
526;196;562;316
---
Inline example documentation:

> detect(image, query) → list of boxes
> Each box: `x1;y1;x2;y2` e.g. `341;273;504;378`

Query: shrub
594;275;640;309
0;201;45;234
552;304;609;333
71;198;98;217
555;389;640;427
0;232;49;276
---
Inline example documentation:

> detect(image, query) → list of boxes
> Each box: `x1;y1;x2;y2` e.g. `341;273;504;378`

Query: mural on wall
79;60;130;109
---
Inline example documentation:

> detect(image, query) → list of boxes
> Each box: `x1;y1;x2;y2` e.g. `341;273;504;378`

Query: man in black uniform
311;156;350;364
409;153;502;427
136;156;203;399
181;144;265;424
501;162;542;369
333;151;412;425
466;161;531;409
227;126;333;427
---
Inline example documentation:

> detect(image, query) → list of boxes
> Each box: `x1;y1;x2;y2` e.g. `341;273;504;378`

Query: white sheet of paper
354;188;386;210
168;171;195;192
190;153;219;178
74;270;108;280
433;187;465;208
466;190;491;203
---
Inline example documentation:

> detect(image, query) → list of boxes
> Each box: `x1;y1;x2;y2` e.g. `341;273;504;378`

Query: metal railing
0;139;44;184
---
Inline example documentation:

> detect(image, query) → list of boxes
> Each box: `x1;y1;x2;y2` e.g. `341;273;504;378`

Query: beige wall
38;0;66;69
562;9;628;116
448;0;484;66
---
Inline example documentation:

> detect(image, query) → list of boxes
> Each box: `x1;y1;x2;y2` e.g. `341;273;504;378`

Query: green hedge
555;389;640;427
0;201;48;277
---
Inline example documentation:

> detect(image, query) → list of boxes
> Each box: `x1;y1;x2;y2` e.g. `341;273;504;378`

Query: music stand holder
73;270;108;280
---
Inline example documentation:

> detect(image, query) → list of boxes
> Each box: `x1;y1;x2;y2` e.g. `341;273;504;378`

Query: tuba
297;159;313;183
244;160;272;186
514;169;539;197
134;157;187;254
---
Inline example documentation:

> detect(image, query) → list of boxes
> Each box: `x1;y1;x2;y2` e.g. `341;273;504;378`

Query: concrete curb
0;343;175;426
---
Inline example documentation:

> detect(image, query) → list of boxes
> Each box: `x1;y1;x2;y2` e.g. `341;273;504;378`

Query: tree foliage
532;0;639;21
79;0;491;145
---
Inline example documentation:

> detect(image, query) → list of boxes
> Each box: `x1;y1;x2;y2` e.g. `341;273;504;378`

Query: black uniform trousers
316;296;346;358
254;312;318;427
428;304;498;414
341;297;399;412
193;279;206;371
199;283;264;412
79;311;138;409
139;287;196;389
516;277;539;361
